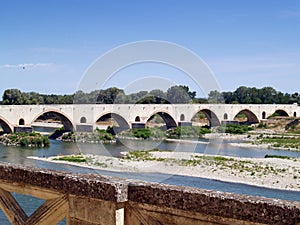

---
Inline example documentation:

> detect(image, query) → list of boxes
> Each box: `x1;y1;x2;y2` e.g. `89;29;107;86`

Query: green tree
96;87;125;104
208;90;224;103
179;85;196;100
2;89;23;104
167;86;191;103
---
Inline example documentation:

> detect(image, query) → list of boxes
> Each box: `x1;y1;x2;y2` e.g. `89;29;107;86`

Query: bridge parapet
0;162;299;225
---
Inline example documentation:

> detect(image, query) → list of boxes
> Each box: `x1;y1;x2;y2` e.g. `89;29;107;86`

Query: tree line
208;86;300;104
1;86;299;105
0;85;197;105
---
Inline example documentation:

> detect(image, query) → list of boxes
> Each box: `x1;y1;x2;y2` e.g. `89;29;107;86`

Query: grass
217;124;254;134
264;154;291;159
122;149;299;178
53;155;87;163
254;135;300;150
50;148;299;181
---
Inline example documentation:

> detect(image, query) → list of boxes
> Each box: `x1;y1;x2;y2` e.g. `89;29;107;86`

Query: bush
42;136;50;147
257;122;267;129
96;129;115;141
55;155;87;163
132;128;151;139
223;124;253;134
19;137;29;147
264;154;291;159
2;132;50;147
29;132;39;137
166;126;211;138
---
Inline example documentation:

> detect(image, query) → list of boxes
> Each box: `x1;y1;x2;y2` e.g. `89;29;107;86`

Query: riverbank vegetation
53;154;88;163
122;150;300;181
118;127;165;140
60;128;115;143
166;126;211;138
253;134;300;150
56;123;256;144
217;124;254;134
264;154;292;159
0;132;50;147
118;126;211;140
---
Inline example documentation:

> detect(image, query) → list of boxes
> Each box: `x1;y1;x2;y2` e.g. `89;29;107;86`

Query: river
0;139;300;224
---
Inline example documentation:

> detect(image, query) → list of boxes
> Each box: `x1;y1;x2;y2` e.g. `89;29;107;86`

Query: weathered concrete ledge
0;162;128;202
0;162;300;224
128;181;300;224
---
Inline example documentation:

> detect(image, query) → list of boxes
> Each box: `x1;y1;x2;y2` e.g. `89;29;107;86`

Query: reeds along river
1;138;300;224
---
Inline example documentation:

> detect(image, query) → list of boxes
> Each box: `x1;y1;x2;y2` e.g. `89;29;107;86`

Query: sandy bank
29;151;300;192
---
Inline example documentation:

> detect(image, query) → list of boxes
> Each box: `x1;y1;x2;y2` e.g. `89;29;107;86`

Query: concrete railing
0;162;299;225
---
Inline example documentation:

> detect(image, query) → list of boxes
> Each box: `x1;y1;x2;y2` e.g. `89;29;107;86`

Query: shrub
222;124;253;134
42;136;50;147
132;128;151;139
166;126;211;138
19;137;29;147
257;122;267;129
55;155;87;163
264;154;291;159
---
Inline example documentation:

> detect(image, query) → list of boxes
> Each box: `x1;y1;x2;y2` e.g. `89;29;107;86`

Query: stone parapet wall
0;162;128;202
128;181;300;225
0;162;299;225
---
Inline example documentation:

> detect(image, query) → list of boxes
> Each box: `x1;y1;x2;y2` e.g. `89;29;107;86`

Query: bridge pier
13;126;33;133
131;123;146;129
178;121;192;127
76;124;94;132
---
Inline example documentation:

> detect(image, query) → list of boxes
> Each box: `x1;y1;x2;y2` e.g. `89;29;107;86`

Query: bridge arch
96;113;130;132
234;109;259;125
192;109;220;127
274;109;289;117
147;111;177;130
0;117;13;133
32;110;75;131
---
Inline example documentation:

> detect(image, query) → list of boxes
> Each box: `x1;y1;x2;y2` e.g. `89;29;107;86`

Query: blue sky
1;0;300;97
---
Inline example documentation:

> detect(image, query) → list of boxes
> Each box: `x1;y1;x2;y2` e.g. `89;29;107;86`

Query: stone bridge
0;104;299;133
0;162;299;224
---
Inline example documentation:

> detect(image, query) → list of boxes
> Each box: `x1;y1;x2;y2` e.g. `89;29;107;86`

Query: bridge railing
0;162;299;225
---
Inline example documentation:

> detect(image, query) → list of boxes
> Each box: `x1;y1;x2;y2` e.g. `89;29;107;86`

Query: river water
0;139;300;224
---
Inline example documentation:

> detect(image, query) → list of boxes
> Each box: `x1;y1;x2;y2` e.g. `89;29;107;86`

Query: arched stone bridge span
0;104;299;133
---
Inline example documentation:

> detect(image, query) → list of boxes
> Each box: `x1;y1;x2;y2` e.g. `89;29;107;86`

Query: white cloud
0;63;54;69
